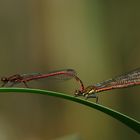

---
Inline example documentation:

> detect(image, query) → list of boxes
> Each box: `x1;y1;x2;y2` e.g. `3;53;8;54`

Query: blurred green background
0;0;139;140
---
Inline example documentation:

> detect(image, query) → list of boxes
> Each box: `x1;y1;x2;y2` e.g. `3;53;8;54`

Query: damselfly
75;68;140;102
1;69;84;92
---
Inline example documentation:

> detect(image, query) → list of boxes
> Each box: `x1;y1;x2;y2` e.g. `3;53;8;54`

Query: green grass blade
0;88;139;133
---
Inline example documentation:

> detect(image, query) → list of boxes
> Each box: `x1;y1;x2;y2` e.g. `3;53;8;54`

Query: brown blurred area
0;0;139;140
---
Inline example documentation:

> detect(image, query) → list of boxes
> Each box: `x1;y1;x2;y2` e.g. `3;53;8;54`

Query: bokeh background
0;0;140;140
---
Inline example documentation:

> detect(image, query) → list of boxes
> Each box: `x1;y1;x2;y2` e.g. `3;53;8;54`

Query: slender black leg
1;82;7;87
23;81;29;88
96;96;98;103
85;93;99;103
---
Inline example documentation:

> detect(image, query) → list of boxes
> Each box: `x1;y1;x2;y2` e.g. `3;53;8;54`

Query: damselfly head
1;77;8;82
74;86;98;102
74;89;83;97
74;85;96;96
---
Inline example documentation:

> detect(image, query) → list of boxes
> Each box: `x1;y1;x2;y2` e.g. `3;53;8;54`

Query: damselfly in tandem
1;69;84;92
75;68;140;102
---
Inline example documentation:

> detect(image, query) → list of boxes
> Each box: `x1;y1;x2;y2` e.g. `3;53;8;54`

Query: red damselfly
1;69;84;92
75;68;140;102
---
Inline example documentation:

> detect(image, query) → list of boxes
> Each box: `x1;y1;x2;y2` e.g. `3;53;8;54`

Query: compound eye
1;77;8;82
74;89;82;96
